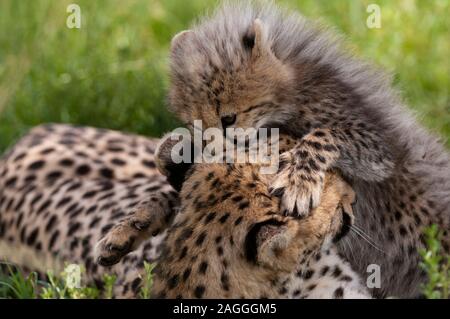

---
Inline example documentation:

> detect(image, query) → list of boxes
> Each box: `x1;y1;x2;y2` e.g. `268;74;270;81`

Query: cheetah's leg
270;127;395;217
95;190;179;267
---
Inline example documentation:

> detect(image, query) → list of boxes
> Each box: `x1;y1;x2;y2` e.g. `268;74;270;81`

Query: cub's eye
221;114;237;128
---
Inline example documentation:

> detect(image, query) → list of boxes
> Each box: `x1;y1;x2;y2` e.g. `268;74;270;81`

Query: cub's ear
155;133;194;192
170;30;194;54
244;19;270;58
245;218;300;273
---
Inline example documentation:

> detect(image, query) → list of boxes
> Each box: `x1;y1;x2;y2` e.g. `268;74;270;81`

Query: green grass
0;261;155;299
419;225;450;299
1;228;449;299
0;0;448;152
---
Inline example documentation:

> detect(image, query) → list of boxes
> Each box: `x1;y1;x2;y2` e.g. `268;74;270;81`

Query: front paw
95;198;174;267
95;223;138;267
270;154;325;218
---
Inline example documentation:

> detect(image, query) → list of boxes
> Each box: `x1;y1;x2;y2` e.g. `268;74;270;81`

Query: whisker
352;224;377;242
351;224;382;248
349;226;385;254
343;237;357;262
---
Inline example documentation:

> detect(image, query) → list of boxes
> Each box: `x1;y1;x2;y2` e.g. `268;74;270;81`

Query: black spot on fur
238;201;250;210
168;274;179;289
204;212;216;224
89;217;102;228
131;278;141;293
320;266;330;276
195;232;207;246
28;160;45;170
65;203;79;216
399;225;408;236
107;146;124;153
45;215;58;232
111;158;126;166
59;158;74;166
232;195;243;202
100;168;114;179
332;266;342;277
179;246;188;260
13;153;26;162
67;182;82;191
194;285;205;298
292;289;301;297
182;268;191;281
177;228;193;244
221;272;230;291
333;287;344;298
234;216;243;225
198;261;208;274
68;222;81;236
303;270;314;280
5;176;17;188
48;230;59;250
340;275;353;282
76;164;91;176
37;199;52;215
24;175;36;183
205;172;214;181
219;213;230;224
46;171;62;181
56;197;72;209
82;191;97;199
142;160;156;168
86;205;98;215
26;228;39;246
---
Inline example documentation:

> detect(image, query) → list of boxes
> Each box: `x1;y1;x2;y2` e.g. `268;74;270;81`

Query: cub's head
151;135;355;298
169;4;297;132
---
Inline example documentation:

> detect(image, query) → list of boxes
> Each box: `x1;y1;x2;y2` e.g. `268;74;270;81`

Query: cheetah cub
167;2;450;297
150;135;369;298
97;133;370;298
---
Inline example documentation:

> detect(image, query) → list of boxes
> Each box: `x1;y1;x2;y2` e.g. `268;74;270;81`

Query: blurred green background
0;0;448;152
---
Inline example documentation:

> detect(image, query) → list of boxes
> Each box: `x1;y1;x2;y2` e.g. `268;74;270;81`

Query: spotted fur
151;153;369;298
1;125;368;299
97;133;370;298
0;124;177;297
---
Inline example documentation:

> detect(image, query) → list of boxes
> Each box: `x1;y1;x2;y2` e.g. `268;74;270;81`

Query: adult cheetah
0;124;177;297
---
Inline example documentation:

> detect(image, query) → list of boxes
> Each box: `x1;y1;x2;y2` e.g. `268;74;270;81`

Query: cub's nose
221;114;237;129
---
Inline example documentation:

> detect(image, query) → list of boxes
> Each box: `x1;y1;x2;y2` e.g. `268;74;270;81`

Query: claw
292;202;299;218
132;220;151;231
97;255;121;267
270;187;285;198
